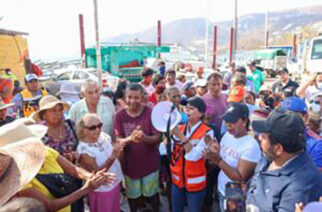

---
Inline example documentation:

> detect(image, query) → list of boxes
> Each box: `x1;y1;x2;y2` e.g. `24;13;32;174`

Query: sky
0;0;321;61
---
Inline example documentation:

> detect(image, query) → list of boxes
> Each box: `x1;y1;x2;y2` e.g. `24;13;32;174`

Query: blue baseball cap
281;97;307;113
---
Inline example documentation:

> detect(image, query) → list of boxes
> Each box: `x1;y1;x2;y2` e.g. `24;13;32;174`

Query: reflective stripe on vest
187;176;206;184
170;122;210;192
20;89;48;117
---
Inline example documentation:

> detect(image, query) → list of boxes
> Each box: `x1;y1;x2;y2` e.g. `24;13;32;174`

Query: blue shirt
247;152;322;212
305;128;322;169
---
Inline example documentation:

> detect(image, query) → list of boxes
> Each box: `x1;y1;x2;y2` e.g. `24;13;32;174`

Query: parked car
41;69;120;95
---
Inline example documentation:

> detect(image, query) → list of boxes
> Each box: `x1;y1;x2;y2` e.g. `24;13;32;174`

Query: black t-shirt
272;80;299;96
0;116;15;127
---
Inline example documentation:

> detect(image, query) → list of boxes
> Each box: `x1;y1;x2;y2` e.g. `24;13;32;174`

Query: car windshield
73;71;89;80
58;72;72;80
311;39;322;60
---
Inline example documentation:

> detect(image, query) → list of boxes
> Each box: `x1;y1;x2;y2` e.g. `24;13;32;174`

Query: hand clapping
130;126;145;143
202;135;221;165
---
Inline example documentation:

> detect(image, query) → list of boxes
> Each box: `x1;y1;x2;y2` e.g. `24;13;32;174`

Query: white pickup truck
306;35;322;74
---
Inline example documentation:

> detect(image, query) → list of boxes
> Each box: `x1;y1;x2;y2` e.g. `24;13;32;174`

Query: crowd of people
0;62;321;212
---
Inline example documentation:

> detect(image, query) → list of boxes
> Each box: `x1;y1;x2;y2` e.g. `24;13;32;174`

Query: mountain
103;5;322;52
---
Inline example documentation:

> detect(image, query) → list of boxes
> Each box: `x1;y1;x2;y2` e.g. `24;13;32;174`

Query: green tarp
253;49;287;60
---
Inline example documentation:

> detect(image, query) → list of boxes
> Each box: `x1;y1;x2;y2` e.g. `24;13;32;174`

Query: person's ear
275;143;284;156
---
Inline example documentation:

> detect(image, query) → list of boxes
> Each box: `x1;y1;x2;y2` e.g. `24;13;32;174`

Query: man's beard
263;145;278;161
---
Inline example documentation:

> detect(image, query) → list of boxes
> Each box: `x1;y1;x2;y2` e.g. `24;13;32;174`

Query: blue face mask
159;66;165;74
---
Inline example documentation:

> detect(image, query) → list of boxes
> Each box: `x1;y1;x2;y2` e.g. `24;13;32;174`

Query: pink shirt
202;93;228;129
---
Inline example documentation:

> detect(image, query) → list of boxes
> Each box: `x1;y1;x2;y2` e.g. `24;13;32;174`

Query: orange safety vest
20;89;48;117
170;122;211;192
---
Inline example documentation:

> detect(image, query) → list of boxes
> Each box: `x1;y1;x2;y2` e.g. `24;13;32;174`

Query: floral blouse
42;120;79;156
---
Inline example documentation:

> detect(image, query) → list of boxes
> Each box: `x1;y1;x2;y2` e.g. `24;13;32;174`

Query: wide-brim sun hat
0;139;45;206
32;95;69;122
0;118;47;147
0;121;47;206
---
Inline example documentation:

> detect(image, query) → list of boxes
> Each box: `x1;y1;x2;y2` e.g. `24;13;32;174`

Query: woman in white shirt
76;113;124;212
204;102;261;212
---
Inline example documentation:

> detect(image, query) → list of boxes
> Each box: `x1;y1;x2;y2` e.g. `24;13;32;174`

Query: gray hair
76;113;101;140
166;86;180;97
80;79;100;93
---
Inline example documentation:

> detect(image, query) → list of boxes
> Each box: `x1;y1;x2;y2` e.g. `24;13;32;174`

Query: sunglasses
85;123;103;131
310;100;320;104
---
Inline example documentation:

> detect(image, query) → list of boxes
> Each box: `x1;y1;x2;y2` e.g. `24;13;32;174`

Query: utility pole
93;0;102;87
230;27;234;65
205;0;210;68
234;0;238;62
265;11;269;48
157;20;161;58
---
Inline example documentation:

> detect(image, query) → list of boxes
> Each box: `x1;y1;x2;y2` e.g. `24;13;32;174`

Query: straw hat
0;118;47;147
32;95;69;122
0;121;47;206
0;98;14;110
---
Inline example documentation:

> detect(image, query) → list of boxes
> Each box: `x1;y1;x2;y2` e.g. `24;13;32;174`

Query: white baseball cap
25;74;38;82
195;79;207;87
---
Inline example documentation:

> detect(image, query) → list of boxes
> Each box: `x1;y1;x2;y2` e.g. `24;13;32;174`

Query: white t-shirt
141;83;154;95
77;132;123;192
304;85;322;105
218;132;261;195
166;80;183;90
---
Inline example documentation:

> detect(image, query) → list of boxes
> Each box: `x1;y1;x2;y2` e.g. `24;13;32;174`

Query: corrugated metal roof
0;28;29;36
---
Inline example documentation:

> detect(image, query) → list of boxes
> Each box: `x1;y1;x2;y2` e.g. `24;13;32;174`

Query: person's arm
78;143;123;173
204;139;259;183
142;132;161;145
217;159;257;182
78;154;100;172
296;74;316;97
57;154;91;180
18;173;106;212
277;185;313;212
7;93;22;117
184;130;215;160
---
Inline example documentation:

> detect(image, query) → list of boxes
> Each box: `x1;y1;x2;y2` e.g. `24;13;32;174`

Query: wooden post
212;25;217;69
79;14;86;68
292;34;297;57
229;27;234;65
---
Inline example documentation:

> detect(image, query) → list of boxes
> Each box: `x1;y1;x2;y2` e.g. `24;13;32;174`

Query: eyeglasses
85;123;103;131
